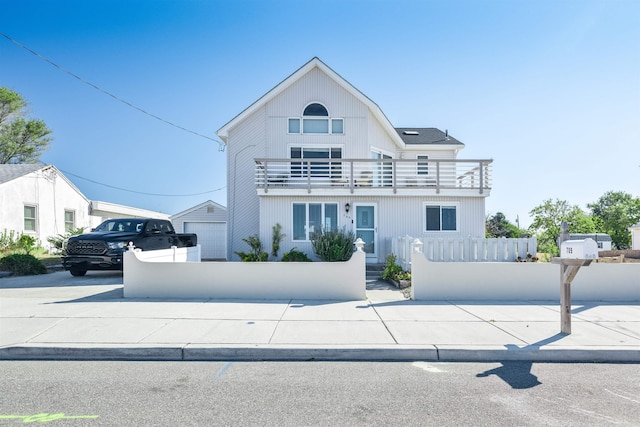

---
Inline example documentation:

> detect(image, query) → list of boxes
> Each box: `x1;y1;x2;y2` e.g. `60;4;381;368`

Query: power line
0;31;226;152
60;168;225;197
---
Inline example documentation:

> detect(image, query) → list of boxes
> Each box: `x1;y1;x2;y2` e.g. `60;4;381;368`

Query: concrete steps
366;263;385;280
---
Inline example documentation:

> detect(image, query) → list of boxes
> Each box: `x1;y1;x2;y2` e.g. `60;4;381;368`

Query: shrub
235;235;269;262
0;229;19;252
395;271;412;281
0;253;47;276
47;227;85;254
310;228;355;262
381;253;403;281
281;248;312;262
271;223;285;258
16;234;37;255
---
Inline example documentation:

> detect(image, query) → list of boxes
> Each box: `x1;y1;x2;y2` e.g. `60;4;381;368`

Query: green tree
0;87;52;164
485;212;525;238
528;199;595;256
588;191;640;249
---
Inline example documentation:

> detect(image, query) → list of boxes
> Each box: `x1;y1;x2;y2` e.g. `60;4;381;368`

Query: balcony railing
255;158;493;194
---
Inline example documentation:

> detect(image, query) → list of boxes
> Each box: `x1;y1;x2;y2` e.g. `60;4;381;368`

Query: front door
354;204;377;260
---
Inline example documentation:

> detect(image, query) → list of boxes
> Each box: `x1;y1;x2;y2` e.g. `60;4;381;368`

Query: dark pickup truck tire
70;269;87;277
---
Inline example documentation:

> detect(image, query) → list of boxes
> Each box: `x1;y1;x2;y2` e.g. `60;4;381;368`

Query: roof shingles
395;128;464;146
0;164;45;185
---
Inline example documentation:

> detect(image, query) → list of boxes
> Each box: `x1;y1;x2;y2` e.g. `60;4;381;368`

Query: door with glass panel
371;150;393;187
354;204;377;259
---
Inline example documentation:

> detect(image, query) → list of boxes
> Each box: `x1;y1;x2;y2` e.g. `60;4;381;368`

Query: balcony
254;158;492;196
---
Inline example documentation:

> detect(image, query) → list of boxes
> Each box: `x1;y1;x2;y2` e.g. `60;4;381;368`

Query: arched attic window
288;102;343;134
303;103;328;116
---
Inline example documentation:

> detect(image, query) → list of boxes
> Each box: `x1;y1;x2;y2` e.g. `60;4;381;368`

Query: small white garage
171;200;227;260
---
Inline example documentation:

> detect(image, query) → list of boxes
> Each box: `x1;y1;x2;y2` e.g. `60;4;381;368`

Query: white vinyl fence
131;245;202;263
392;235;537;269
410;239;640;301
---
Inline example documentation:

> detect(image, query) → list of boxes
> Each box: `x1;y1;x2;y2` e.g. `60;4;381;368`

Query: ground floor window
64;210;75;232
424;203;457;232
24;205;37;232
292;202;338;241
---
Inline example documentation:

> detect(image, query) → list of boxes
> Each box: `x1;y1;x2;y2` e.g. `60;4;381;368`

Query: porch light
345;203;350;213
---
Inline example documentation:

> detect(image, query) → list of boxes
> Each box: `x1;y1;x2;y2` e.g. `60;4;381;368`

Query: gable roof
0;164;44;185
216;57;406;148
171;200;227;219
0;163;90;204
395;128;464;146
569;233;612;242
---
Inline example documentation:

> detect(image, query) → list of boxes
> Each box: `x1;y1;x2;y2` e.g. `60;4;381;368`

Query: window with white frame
417;155;429;175
424;203;457;232
288;103;344;135
24;205;37;232
292;202;339;241
291;146;342;178
64;210;75;232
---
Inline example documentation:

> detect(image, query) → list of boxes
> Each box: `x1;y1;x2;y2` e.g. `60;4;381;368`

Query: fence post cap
412;239;423;252
127;242;135;251
354;238;365;252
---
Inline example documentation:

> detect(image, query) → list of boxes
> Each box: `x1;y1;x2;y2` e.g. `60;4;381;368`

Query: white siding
368;115;399;156
265;67;373;159
0;167;93;250
226;106;267;260
223;61;488;262
258;195;485;263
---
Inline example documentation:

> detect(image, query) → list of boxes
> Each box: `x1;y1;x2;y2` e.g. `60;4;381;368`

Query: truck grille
66;240;108;255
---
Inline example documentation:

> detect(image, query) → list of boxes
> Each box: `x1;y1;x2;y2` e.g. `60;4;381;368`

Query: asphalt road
0;361;638;426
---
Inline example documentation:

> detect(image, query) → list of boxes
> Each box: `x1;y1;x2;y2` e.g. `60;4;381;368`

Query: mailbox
560;238;599;260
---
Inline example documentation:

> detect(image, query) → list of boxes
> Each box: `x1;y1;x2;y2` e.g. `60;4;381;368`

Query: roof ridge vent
403;130;419;135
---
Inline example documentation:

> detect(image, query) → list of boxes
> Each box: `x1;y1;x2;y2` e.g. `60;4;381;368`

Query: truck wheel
70;269;87;277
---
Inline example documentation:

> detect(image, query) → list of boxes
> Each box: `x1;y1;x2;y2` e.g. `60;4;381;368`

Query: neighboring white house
569;233;613;251
217;57;493;262
0;164;97;250
170;200;227;260
0;163;171;252
89;200;170;222
630;223;640;250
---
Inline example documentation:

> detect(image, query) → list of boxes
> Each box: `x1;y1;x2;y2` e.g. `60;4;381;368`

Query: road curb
1;345;638;362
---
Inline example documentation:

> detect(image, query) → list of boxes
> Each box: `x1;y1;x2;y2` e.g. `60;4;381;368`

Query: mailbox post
551;235;598;334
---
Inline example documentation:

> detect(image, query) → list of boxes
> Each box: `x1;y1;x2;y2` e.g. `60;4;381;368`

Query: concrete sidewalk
0;270;638;362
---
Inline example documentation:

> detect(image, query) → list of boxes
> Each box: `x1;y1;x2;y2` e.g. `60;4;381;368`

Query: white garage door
184;222;226;260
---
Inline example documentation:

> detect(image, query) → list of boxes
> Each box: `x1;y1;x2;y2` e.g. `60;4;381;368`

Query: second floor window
417;155;429;175
288;103;344;135
291;146;342;178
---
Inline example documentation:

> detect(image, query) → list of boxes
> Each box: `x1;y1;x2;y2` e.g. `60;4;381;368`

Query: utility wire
60;168;225;197
0;31;226;151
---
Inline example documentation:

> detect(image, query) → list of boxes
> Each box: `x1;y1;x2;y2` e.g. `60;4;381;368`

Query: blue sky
1;0;638;227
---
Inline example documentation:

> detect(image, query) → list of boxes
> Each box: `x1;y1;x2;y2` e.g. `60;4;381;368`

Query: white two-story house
217;57;492;263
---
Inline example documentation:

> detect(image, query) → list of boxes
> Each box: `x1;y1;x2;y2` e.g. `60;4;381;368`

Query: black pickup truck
62;218;197;276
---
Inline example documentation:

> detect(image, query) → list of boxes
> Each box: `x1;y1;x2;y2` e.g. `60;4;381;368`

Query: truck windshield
94;220;144;233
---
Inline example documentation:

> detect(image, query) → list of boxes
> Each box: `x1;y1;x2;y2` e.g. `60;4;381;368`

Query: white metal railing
392;236;537;269
255;158;492;194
